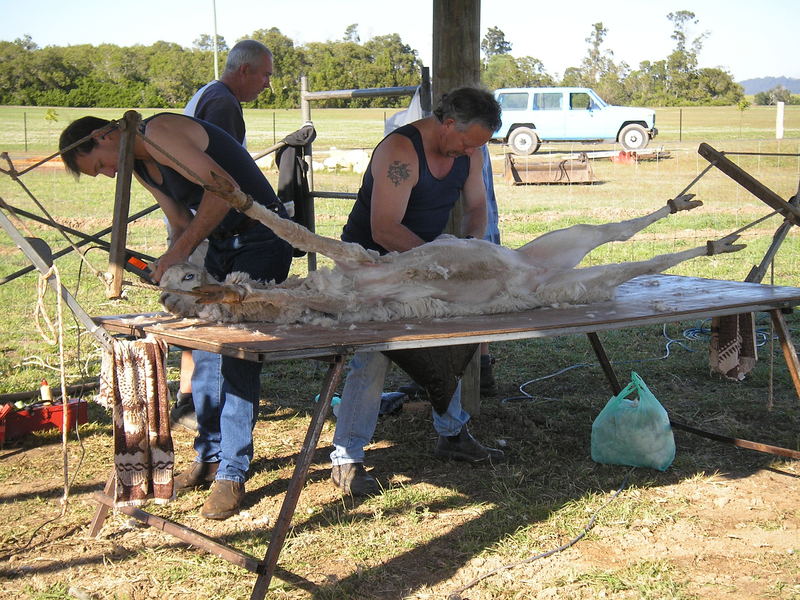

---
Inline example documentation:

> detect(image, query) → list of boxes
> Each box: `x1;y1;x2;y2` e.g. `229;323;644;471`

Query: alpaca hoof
668;194;702;213
706;234;746;255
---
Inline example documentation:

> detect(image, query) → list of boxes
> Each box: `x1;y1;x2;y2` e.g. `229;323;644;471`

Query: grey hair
224;40;272;73
432;87;502;133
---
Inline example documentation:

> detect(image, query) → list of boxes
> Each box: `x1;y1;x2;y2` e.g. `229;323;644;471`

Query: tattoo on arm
387;161;410;186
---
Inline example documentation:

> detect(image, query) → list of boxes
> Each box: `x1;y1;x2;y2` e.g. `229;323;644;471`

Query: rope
672;161;716;199
722;151;800;157
0;156;109;284
34;265;72;515
670;151;794;243
0;120;120;178
135;128;207;186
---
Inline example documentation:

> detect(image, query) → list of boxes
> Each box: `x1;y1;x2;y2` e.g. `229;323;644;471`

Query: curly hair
432;87;501;132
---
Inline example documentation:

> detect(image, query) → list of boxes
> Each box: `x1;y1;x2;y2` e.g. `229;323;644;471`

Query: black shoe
435;427;505;464
331;463;381;496
397;381;425;400
174;461;219;492
200;480;245;520
379;391;407;416
480;355;497;396
170;392;198;431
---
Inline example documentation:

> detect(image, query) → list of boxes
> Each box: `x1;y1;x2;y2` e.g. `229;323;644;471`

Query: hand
152;248;189;283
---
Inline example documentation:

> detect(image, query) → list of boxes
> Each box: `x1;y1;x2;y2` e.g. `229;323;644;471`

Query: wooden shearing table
91;274;800;599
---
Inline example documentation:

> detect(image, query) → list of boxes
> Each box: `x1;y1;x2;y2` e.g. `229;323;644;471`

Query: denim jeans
330;351;470;465
191;224;292;482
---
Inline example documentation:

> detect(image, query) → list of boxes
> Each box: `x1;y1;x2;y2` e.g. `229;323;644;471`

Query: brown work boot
174;461;219;492
435;427;505;464
200;480;245;520
331;463;381;497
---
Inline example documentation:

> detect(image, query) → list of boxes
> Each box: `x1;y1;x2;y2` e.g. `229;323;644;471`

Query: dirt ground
1;377;798;600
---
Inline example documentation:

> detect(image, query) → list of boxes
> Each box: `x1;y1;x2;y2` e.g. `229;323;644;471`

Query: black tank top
341;123;470;254
134;113;287;237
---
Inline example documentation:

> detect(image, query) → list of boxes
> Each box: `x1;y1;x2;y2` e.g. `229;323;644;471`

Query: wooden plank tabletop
94;275;800;363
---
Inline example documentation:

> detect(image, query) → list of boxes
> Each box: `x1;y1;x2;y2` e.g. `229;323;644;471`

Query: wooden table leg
586;332;622;394
769;309;800;400
250;354;346;600
88;472;116;537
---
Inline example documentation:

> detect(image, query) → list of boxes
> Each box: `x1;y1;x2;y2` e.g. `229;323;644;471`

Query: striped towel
98;335;174;506
709;313;758;381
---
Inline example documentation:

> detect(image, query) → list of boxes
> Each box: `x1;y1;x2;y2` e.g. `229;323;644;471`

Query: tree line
0;27;422;109
481;11;750;107
0;13;793;110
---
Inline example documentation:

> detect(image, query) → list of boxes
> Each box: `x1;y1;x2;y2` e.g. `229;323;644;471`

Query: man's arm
134;173;193;240
369;134;425;252
459;148;488;240
143;114;241;280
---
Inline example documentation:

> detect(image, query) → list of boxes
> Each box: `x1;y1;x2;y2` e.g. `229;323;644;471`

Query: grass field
0;105;799;599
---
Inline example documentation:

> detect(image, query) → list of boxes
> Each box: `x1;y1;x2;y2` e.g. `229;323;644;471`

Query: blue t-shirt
184;81;246;146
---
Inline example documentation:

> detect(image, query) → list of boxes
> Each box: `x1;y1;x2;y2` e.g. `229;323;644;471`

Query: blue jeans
191;224;293;482
330;351;470;465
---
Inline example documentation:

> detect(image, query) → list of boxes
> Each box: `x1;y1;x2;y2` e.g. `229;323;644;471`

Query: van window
497;92;528;110
533;92;562;110
570;92;591;110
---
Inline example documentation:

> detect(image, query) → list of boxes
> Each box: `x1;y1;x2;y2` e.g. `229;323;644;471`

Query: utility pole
212;0;219;80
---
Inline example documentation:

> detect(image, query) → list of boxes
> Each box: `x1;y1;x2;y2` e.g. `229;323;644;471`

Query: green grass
1;103;799;154
0;106;799;599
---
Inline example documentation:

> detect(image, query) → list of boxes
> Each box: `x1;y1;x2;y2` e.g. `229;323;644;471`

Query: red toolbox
0;399;88;444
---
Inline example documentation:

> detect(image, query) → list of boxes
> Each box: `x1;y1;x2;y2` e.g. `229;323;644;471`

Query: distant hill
739;76;800;95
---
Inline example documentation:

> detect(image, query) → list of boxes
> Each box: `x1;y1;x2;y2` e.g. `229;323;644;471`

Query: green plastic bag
591;372;675;471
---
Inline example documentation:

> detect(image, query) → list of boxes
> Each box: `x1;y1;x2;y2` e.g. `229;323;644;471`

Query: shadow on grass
4;317;798;598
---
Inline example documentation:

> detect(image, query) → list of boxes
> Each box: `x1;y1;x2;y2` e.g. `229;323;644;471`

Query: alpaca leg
196;282;355;315
536;234;744;305
516;195;701;271
204;171;377;265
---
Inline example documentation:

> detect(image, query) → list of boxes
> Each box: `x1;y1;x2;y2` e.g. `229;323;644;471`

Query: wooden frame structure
90;274;800;598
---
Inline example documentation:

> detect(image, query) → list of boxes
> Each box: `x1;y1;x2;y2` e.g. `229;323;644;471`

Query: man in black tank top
60;113;292;519
331;88;506;496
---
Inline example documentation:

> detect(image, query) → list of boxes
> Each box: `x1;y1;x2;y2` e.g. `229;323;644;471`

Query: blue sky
1;0;796;81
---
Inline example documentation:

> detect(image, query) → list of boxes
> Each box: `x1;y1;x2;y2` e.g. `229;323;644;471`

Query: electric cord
500;319;796;406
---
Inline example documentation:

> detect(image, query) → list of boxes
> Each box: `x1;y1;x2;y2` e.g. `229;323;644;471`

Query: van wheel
508;127;540;155
618;124;649;151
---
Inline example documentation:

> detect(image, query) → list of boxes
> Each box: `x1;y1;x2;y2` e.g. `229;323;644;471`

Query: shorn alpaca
159;181;745;326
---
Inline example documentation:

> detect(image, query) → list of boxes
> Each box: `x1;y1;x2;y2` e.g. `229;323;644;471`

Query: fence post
776;102;785;140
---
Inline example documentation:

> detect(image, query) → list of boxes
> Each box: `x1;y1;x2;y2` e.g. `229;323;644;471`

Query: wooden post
420;66;432;114
107;110;140;298
432;0;481;102
433;0;483;415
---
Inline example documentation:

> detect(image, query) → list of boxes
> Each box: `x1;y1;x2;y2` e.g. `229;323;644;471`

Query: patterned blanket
98;335;174;506
709;313;758;381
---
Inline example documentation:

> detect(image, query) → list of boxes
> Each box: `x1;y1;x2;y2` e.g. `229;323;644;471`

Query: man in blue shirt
169;39;274;431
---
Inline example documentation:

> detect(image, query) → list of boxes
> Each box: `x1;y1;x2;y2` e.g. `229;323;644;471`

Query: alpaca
158;184;744;326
